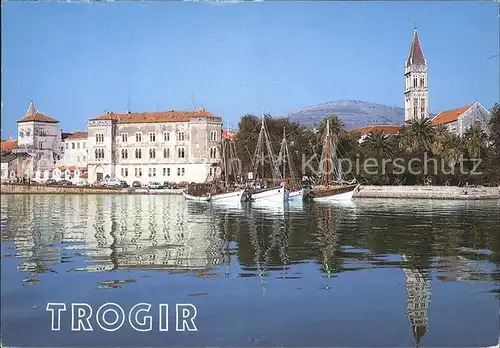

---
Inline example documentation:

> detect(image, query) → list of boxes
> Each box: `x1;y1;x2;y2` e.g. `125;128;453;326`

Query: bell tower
404;28;429;121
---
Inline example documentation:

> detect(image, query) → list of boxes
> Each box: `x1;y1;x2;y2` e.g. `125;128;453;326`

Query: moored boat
309;119;359;202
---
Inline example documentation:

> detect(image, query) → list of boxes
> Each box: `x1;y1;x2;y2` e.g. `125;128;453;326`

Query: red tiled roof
222;129;236;141
66;131;88;140
407;28;426;66
61;132;73;140
1;140;18;152
18;112;58;123
353;125;400;135
431;105;472;125
89;108;221;124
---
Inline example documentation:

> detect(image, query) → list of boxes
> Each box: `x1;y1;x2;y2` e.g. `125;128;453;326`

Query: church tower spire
404;28;429;122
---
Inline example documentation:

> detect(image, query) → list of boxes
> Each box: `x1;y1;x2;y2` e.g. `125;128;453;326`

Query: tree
463;123;488;159
399;117;436;155
362;131;396;158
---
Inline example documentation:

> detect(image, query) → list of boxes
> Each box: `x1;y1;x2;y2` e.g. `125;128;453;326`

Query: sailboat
247;115;289;204
278;127;303;202
183;129;247;203
308;119;360;202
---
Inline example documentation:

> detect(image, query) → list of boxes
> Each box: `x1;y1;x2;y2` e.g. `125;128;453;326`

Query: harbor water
1;194;499;347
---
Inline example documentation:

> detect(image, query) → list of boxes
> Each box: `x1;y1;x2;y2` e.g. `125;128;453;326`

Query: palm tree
441;133;463;169
399;118;436;155
430;124;450;157
362;131;396;157
463;123;488;159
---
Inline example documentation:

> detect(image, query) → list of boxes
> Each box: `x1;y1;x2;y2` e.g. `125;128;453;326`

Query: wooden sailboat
248;115;288;204
183;128;247;203
278;127;303;202
308;119;360;202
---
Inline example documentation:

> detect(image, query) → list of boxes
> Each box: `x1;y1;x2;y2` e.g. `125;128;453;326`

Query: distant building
404;28;429;122
431;102;491;136
5;102;63;178
86;108;222;185
353;125;400;143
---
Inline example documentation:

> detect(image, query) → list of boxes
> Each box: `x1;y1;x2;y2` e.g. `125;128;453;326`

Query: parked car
119;180;129;188
148;181;164;189
74;179;89;187
102;178;121;187
59;180;73;186
132;181;142;188
45;179;57;185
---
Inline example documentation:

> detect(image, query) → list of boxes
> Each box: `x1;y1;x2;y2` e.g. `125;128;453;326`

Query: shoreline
1;183;499;200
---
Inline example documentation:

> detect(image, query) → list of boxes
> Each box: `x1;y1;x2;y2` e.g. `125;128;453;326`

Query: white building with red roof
431;102;491;136
86;108;223;185
7;102;63;178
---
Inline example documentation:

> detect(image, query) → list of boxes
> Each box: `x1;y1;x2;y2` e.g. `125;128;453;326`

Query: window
149;148;156;159
210;131;218;141
420;78;425;88
121;168;124;177
121;149;128;159
95;149;104;160
413;77;417;88
77;143;80;149
96;134;104;143
83;156;86;162
121;133;128;143
163;168;166;176
413;98;418;118
135;168;142;177
177;147;185;158
210;147;217;158
167;168;170;176
135;148;142;159
149;132;156;142
77;156;80;162
163;148;170;158
177;168;181;176
148;168;157;177
163;132;170;142
72;143;75;149
83;143;86;149
421;98;426;118
138;168;142;177
66;143;69;149
124;168;128;177
177;132;185;141
181;168;185;176
39;141;43;150
153;168;156;177
135;133;142;143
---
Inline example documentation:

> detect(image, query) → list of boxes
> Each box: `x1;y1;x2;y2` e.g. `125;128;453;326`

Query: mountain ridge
285;100;436;130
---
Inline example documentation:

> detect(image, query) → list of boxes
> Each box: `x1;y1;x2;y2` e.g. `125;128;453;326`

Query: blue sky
1;1;498;136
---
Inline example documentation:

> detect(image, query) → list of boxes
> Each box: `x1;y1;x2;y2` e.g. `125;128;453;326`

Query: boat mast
222;132;228;189
260;114;265;184
282;127;286;187
325;119;331;186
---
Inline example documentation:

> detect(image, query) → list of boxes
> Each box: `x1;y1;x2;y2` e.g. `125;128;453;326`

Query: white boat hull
211;189;246;203
182;191;211;202
312;184;359;203
288;189;304;201
251;186;289;204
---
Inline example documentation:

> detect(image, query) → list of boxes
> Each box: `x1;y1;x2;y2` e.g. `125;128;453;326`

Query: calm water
1;194;499;347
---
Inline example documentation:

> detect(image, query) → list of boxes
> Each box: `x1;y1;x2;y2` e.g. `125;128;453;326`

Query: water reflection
1;195;499;347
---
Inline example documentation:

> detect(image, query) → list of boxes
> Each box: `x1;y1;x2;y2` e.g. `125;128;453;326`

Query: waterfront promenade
1;183;499;200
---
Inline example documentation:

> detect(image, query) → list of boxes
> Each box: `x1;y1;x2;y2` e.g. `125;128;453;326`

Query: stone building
404;28;429;122
86;108;222;185
10;102;63;176
353;125;401;143
431;102;492;136
59;131;88;167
